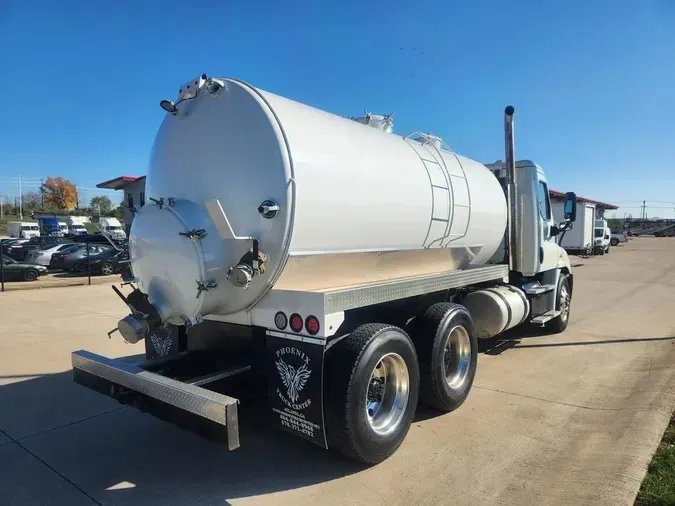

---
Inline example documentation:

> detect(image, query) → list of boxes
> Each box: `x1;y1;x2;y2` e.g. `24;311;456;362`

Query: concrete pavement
1;238;674;505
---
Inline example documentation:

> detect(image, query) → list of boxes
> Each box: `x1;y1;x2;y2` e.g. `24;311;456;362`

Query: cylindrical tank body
461;286;530;339
130;77;507;324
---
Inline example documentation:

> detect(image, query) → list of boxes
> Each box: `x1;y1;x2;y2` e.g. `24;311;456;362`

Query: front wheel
408;303;477;412
23;269;38;281
324;324;419;465
546;274;571;334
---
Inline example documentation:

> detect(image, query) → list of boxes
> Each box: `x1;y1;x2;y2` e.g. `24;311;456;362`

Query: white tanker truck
72;74;578;464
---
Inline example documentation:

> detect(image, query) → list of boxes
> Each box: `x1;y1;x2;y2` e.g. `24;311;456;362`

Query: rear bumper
71;350;241;450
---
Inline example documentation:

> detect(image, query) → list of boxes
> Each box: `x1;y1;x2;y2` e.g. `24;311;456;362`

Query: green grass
85;222;99;234
636;414;675;505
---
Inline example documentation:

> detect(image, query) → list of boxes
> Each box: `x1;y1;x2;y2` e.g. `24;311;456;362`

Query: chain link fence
1;235;130;292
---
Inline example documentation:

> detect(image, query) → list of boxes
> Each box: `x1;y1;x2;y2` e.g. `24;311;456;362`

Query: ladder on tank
404;133;472;248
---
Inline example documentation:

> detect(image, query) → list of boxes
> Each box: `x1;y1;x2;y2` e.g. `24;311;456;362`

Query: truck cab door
536;175;559;272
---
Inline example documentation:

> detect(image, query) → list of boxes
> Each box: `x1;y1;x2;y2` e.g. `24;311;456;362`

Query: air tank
130;76;507;324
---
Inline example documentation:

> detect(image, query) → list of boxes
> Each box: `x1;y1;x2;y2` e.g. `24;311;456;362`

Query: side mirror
550;225;560;237
563;192;577;222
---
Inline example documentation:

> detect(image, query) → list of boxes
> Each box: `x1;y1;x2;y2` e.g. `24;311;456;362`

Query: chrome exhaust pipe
504;106;517;272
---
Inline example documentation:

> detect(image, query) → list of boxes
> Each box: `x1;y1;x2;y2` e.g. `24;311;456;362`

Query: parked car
72;233;116;245
610;231;628;247
25;243;83;267
1;238;29;255
72;247;126;276
49;244;114;271
8;236;73;261
0;255;48;281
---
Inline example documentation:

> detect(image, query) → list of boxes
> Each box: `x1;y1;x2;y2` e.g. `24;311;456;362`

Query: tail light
305;315;320;335
289;313;303;333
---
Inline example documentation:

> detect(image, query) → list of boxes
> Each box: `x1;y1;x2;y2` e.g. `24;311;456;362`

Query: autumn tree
41;177;79;210
89;196;113;214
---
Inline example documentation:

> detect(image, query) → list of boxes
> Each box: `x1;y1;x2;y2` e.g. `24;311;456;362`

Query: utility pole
18;174;23;219
40;178;44;210
0;195;3;219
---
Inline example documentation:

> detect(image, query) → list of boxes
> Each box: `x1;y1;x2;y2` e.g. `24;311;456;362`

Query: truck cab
99;217;126;241
486;160;572;276
38;217;64;237
594;219;610;255
67;216;88;236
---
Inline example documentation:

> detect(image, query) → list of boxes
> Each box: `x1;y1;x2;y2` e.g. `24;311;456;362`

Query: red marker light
305;315;320;335
289;313;303;333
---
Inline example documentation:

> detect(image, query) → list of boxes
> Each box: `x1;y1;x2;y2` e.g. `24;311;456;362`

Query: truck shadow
0;369;365;506
478;331;675;356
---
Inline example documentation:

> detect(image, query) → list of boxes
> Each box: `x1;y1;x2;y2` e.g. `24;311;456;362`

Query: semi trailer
72;74;578;464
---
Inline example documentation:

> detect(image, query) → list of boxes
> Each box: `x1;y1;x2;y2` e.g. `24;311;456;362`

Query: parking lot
1;237;675;506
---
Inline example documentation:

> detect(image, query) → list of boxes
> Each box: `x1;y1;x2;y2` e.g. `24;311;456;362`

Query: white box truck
7;221;40;239
72;74;579;464
552;201;595;256
67;216;88;236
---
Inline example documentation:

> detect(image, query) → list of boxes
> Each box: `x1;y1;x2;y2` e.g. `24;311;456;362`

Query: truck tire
408;303;477;413
324;324;419;465
546;274;571;334
610;238;619;246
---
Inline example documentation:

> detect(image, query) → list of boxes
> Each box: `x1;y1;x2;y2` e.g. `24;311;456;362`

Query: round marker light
305;315;320;336
274;311;288;330
289;313;303;333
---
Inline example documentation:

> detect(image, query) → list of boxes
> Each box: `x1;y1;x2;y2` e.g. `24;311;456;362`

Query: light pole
18;174;23;220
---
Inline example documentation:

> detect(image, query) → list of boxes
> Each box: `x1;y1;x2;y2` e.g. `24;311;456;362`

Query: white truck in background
7;221;40;239
594;219;610;255
99;217;126;241
72;74;578;464
67;216;88;236
552;201;595;256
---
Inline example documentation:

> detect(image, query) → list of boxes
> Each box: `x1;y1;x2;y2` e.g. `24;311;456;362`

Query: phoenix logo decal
150;333;173;358
276;358;311;404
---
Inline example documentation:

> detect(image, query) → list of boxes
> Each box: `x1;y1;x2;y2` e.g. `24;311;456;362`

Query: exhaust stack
504;105;517;272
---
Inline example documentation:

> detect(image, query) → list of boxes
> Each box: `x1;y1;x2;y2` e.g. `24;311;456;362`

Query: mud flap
266;331;327;449
144;326;181;361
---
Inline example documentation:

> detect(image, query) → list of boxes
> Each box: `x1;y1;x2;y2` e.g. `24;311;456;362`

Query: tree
89;196;113;214
41;177;79;210
21;192;42;211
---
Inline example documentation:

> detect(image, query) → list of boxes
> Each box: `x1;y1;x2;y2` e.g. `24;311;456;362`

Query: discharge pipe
504;105;517;273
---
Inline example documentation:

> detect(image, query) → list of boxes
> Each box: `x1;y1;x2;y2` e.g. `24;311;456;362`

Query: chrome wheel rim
444;325;471;390
366;353;410;436
559;283;570;322
102;264;113;275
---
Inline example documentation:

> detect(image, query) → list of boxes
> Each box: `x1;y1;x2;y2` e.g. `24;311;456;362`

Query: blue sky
1;1;674;217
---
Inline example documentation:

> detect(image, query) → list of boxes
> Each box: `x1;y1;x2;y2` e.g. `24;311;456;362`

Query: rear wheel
610;238;619;246
324;324;419;464
23;269;38;281
546;274;571;334
408;303;477;412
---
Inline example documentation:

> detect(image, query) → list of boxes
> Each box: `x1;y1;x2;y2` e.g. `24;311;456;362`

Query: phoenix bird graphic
150;333;172;358
276;358;311;403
